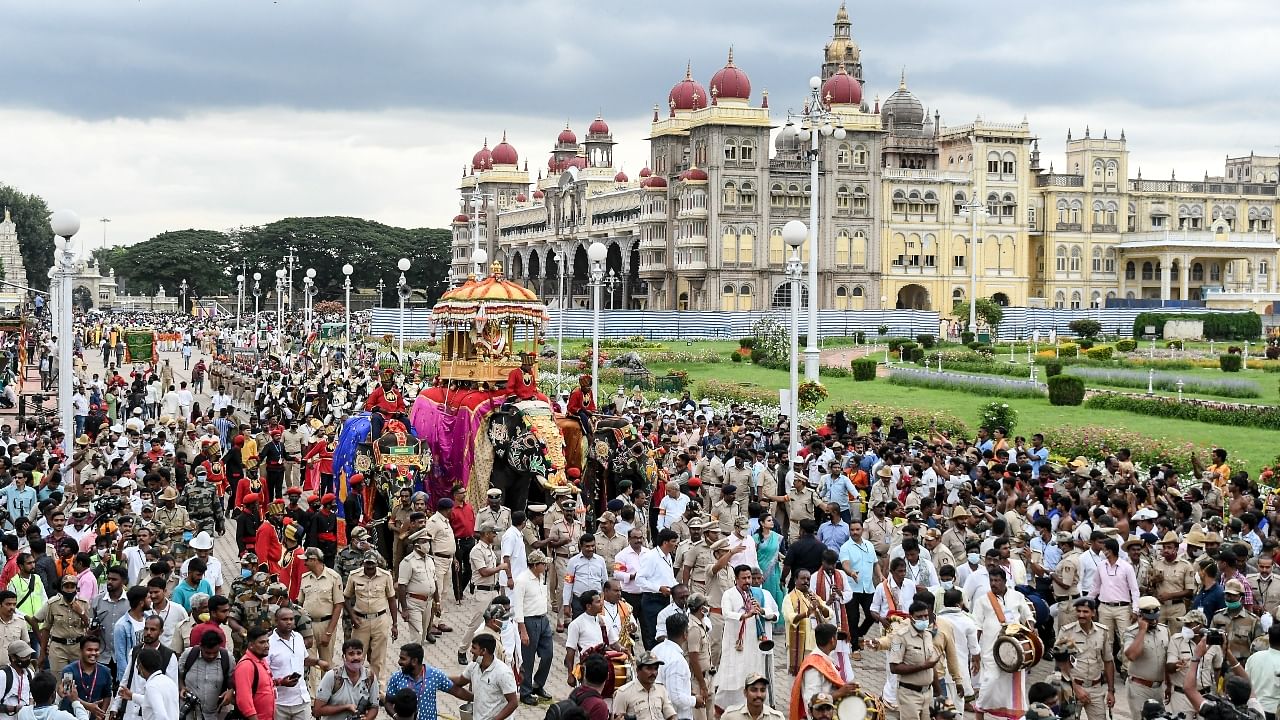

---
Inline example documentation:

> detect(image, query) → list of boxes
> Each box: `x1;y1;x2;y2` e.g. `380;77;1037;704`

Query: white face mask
1181;627;1196;640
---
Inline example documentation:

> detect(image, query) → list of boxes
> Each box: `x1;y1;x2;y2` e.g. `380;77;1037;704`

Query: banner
320;323;346;339
123;329;157;364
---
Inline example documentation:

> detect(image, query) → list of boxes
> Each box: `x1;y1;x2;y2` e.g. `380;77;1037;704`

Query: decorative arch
771;280;809;309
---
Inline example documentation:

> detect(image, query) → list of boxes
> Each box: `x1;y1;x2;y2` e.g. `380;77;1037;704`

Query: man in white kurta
715;566;778;712
972;567;1034;720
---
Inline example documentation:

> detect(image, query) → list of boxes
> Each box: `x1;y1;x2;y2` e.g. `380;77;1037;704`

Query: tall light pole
586;241;607;407
178;279;188;316
376;278;386;307
555;241;569;399
50;210;80;462
275;268;286;348
782;221;807;461
99;218;110;250
469;192;496;276
397;258;411;363
957;199;988;334
252;272;262;352
471;247;489;281
235;274;245;334
793;75;846;381
304;267;317;331
342;263;354;365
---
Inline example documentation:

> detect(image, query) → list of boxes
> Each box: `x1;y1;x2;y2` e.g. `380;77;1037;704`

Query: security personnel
1247;555;1280;618
1210;579;1260;662
594;512;628;568
1152;532;1197;632
1167;609;1223;717
344;552;398;684
458;524;503;666
547;495;582;631
36;574;90;674
422;499;457;634
1056;598;1115;720
1122;596;1169;720
310;494;341;565
476;488;511;538
335;526;383;582
681;523;718;599
299;546;344;693
710;486;740;535
154;486;191;542
888;600;939;720
1051;531;1083;631
396;529;439;645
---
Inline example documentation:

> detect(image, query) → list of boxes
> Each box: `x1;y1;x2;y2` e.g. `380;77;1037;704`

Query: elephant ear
488;421;510;457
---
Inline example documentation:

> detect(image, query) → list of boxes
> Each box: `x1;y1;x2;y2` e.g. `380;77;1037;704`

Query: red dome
639;166;652;178
683;166;708;182
588;115;610;135
821;66;863;107
709;48;750;101
669;63;708;112
515;193;527;203
565;156;587;170
557;125;577;145
642;175;668;189
533;189;545;199
491;132;518;165
452;214;470;224
471;141;493;172
614;170;628;183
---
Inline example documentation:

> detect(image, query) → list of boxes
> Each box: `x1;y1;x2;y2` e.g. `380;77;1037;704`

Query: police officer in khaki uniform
423;500;457;634
36;574;90;674
457;524;503;666
888;601;940;720
784;473;818;543
1210;579;1261;662
594;512;628;568
396;529;439;645
681;524;718;598
1055;598;1115;720
686;594;713;720
1122;596;1169;720
298;546;344;693
1167;608;1222;717
1247;555;1280;617
1051;532;1083;631
476;488;511;537
344;552;398;684
1150;532;1197;632
546;496;581;632
709;485;739;535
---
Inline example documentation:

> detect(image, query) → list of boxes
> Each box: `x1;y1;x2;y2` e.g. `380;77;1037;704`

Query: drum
605;650;632;698
837;691;883;720
993;623;1044;672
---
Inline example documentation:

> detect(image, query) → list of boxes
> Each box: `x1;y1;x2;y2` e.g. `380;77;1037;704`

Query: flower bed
1044;425;1198;475
1083;390;1280;431
888;367;1045;399
827;400;970;439
1063;366;1262;398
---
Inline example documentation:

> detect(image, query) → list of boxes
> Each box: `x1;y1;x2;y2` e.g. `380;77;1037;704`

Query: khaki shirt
469;542;499;588
1053;550;1082;597
594;532;628;568
1248;573;1280;614
682;542;715;595
865;516;896;555
299;568;344;622
686;614;711;681
1121;622;1169;683
888;624;939;686
343;568;395;615
1168;634;1223;690
1210;609;1260;659
476;506;512;537
720;705;785;720
423;513;456;557
612;680;677;720
548;519;580;559
941;526;972;562
709;501;736;535
1153;557;1198;601
786;487;818;529
397;553;437;596
0;615;27;666
154;506;190;535
35;595;88;640
706;565;732;610
1059;621;1111;683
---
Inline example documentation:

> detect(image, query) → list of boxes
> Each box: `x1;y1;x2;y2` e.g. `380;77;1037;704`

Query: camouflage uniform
335;545;385;634
229;573;273;656
184;478;221;536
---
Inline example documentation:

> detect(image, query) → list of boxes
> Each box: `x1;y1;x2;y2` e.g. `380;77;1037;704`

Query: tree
237;217;451;304
114;229;233;300
0;184;54;291
952;298;1004;331
91;246;127;279
1068;318;1102;339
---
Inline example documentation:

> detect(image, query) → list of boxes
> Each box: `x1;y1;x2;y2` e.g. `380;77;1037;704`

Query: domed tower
549;123;579;175
584;114;615;169
823;2;862;83
490;132;518;167
881;71;936;170
881;71;925;133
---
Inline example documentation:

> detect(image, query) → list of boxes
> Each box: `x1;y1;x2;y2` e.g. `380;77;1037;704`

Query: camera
1206;628;1225;647
1199;696;1248;720
180;690;201;720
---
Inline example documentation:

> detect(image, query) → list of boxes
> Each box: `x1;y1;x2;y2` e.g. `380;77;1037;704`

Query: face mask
1181;627;1196;640
913;619;930;632
61;591;76;601
344;660;363;673
241;569;252;579
1226;600;1243;611
941;581;954;590
198;612;210;623
968;553;980;565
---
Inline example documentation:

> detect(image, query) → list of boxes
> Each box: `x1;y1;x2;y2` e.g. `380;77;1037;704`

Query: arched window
1055;245;1067;272
1191;262;1204;281
836;184;852;212
738;227;754;265
987;192;1000;216
853;144;868;167
1069;200;1082;225
835;230;852;266
1104;247;1116;273
1001;192;1016;218
836;143;852;169
802;184;812;209
721;283;738;311
852;186;868;215
787;183;802;209
678;291;690;310
851;231;867;267
1056;198;1069;223
723;139;738;163
739;139;755;163
1001;152;1016;177
1210;262;1221;282
835;285;849;310
954;191;968;215
1090;291;1101;309
1141;261;1154;281
721;227;737;265
1125;261;1136;280
771;281;809;309
1070;291;1082;309
1091;247;1103;273
1054;291;1065;309
953;287;965;301
768;227;784;265
739;181;756;210
987;151;1000;175
722;181;737;207
893;190;908;214
1105;160;1117;180
850;285;865;310
1093;160;1104;179
770;183;785;209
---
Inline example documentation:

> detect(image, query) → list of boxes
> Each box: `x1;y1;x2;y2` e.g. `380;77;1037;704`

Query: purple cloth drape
410;393;501;496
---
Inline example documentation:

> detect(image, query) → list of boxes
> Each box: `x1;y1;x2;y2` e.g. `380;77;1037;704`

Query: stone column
620;239;632;310
1118;254;1127;299
1250;257;1260;293
1180;254;1190;302
1159;254;1171;303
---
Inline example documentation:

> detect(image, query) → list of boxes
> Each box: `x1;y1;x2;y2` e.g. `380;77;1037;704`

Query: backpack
543;686;594;720
180;647;232;692
224;658;262;720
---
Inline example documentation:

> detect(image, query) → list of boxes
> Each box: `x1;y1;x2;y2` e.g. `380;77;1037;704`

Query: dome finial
726;46;735;66
899;67;907;90
685;61;692;80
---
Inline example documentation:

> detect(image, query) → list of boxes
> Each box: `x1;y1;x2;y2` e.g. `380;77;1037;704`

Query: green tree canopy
952;297;1004;330
116;229;233;303
0;184;54;291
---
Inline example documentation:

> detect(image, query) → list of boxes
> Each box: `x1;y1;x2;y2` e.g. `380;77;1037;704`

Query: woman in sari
754;513;784;629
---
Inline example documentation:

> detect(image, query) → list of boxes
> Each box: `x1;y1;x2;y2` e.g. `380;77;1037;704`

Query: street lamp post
469;192;496;276
791;76;847;381
555;241;569;399
252;272;262;352
275;269;286;348
956;199;988;335
50;210;79;461
376;278;386;307
304;268;317;332
782;220;807;462
342;264;353;365
179;279;188;316
397;258;411;363
471;248;489;280
235;274;245;334
586;241;608;407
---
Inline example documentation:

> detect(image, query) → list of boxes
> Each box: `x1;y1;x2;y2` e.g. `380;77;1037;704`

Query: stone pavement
88;342;1091;720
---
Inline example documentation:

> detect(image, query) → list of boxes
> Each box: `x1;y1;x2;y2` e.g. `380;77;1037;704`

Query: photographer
313;639;379;720
1244;625;1280;720
1183;632;1264;720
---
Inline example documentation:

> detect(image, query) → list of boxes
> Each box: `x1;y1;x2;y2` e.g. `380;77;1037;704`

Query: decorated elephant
332;412;428;559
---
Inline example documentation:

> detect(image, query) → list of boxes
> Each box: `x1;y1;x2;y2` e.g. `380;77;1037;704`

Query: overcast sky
2;0;1277;257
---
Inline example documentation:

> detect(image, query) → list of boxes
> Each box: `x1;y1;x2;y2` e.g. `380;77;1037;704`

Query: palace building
448;3;1280;316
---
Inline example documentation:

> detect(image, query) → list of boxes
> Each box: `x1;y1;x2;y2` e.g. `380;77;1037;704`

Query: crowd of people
0;308;1271;720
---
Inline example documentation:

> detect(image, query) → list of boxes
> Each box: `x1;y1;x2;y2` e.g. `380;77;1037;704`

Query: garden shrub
1077;339;1095;350
730;352;742;362
1132;311;1261;341
979;401;1019;433
738;337;755;349
1220;354;1243;372
1058;343;1078;356
1115;339;1138;352
1047;375;1086;406
966;341;982;350
1045;361;1063;377
916;334;936;349
1267;345;1280;360
850;358;878;381
1084;391;1280;431
888;368;1043;400
908;347;925;363
1064;366;1261;398
750;348;768;364
961;331;975;345
887;337;913;351
1086;347;1113;361
1166;340;1184;350
854;332;866;344
1069;319;1102;339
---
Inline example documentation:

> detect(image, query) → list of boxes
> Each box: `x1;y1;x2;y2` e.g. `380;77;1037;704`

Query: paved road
82;343;1087;720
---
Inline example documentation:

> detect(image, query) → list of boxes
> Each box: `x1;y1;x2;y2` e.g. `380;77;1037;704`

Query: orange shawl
789;652;844;720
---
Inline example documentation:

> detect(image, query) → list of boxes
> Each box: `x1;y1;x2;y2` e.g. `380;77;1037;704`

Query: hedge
829;400;969;439
1220;354;1243;372
850;358;878;381
1047;375;1085;405
1084;391;1280;431
1115;339;1138;352
1086;346;1113;361
916;334;936;349
888;367;1045;399
1045;361;1063;377
1132;311;1261;340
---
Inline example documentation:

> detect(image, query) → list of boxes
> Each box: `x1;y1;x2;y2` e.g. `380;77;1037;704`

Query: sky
2;0;1279;256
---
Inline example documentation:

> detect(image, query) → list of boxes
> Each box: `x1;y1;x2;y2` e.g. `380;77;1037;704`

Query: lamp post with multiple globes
342;264;354;365
781;220;807;462
397;258;411;362
586;241;608;406
49;210;80;459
